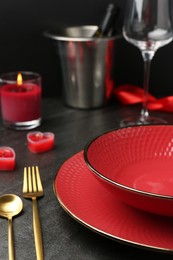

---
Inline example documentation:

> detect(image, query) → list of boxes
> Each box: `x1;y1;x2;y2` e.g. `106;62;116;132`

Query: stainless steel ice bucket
45;26;120;109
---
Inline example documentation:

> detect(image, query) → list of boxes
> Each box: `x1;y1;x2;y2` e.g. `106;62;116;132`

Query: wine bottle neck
93;4;120;37
100;5;119;36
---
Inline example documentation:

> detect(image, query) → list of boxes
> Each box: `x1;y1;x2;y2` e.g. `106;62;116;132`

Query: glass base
3;118;41;130
120;115;167;128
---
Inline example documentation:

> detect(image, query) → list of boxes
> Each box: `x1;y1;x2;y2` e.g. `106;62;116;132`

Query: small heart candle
0;147;16;171
27;131;55;153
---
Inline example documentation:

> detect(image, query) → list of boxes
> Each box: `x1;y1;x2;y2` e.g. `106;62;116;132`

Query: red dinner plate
54;151;173;253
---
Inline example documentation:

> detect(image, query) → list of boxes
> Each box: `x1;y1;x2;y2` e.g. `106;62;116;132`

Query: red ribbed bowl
84;125;173;217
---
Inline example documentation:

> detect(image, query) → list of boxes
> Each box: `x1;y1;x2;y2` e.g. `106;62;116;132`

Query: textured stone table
0;98;172;260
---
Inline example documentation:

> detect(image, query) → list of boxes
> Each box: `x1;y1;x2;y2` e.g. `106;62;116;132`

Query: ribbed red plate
54;151;173;253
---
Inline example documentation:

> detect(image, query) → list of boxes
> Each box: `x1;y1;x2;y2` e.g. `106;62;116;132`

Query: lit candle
27;131;55;153
0;71;42;130
0;147;16;171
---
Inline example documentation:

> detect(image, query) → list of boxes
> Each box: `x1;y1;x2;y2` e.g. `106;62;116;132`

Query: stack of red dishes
54;125;173;253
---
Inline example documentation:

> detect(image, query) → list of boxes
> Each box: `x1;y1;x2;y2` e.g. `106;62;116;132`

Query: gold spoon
0;194;23;260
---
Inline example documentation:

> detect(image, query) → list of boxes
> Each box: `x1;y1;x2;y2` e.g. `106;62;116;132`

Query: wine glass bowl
121;0;173;127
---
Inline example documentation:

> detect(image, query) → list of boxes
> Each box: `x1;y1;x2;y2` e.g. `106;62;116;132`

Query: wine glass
121;0;173;127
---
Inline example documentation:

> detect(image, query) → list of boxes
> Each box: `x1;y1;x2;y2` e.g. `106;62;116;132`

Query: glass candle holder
0;71;42;130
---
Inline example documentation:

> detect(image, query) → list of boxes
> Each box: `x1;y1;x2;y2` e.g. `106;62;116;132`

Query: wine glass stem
141;51;155;120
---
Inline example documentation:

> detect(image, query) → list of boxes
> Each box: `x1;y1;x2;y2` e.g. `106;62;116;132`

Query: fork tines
23;166;44;198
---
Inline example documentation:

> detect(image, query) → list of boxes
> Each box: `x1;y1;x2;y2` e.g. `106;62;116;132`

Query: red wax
0;147;16;171
27;131;55;153
1;84;41;122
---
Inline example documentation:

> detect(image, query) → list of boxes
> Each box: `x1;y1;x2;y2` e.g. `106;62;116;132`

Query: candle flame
17;73;23;86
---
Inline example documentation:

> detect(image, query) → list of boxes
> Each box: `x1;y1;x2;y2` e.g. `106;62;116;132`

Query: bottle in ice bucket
93;3;120;37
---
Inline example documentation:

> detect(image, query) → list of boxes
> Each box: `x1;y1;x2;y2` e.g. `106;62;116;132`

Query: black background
0;0;173;98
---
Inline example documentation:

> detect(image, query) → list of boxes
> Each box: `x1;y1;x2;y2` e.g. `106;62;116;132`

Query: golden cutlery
23;166;44;260
0;194;23;260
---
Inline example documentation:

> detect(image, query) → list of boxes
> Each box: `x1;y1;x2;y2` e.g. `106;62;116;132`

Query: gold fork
23;166;44;260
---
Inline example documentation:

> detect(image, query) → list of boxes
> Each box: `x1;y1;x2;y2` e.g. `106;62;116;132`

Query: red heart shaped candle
0;147;16;171
27;131;55;153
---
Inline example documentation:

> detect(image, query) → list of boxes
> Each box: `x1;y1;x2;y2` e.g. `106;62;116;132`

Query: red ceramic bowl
84;125;173;217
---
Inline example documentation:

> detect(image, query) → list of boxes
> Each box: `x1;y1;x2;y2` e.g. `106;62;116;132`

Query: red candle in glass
27;131;55;153
0;71;42;130
0;147;16;171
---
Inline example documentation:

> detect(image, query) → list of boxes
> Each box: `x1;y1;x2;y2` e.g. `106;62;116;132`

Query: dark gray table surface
0;98;173;260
